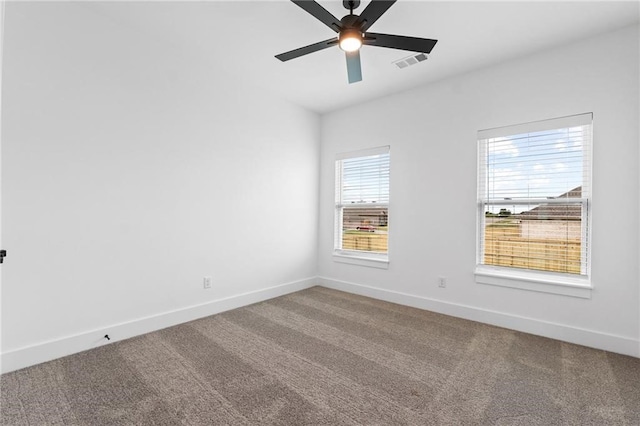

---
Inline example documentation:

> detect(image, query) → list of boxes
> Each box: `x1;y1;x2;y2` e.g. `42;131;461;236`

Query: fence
340;223;582;274
342;232;388;252
484;224;581;274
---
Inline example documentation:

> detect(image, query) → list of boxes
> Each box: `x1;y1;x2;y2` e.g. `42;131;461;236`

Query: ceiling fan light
339;30;363;52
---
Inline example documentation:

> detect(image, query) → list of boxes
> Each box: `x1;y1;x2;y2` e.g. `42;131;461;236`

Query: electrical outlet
203;276;212;289
438;276;447;288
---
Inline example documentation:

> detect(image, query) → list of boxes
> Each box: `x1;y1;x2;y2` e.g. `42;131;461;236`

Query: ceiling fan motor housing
341;14;362;30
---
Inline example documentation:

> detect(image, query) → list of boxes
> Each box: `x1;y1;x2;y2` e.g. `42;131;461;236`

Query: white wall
318;24;640;356
0;1;5;371
1;3;319;372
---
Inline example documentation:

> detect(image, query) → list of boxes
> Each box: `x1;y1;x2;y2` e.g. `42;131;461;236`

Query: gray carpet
2;286;639;425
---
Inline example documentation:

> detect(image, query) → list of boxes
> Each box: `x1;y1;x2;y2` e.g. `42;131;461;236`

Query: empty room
1;0;639;424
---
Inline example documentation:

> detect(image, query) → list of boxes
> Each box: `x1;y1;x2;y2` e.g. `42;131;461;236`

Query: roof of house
520;187;582;220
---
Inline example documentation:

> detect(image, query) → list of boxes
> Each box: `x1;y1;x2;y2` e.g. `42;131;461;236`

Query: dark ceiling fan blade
275;38;339;62
356;0;396;32
292;0;343;33
345;50;362;84
363;32;438;53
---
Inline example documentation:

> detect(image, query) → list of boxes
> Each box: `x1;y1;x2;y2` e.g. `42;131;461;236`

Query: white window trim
333;252;389;269
334;146;390;266
476;113;593;297
475;265;592;298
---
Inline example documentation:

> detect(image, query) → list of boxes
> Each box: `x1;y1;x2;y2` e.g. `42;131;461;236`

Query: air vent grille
393;53;428;69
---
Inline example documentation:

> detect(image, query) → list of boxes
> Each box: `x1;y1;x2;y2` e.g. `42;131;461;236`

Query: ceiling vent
393;53;428;69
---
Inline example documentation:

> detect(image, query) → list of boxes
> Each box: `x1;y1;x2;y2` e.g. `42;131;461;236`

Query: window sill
333;252;389;269
475;266;592;299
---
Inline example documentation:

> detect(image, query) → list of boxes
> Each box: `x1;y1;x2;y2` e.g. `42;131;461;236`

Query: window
334;146;390;267
476;114;592;296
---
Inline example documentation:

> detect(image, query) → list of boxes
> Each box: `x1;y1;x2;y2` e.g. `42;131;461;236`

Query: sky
482;125;587;214
340;153;390;205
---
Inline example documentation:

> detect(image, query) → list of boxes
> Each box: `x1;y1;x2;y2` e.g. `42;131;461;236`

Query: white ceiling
86;1;639;114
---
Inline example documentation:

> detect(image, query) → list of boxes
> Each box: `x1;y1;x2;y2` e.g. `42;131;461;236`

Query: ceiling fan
275;0;438;84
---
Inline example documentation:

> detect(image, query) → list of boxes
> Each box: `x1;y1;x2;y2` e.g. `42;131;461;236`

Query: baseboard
317;276;640;358
1;277;317;374
4;275;636;374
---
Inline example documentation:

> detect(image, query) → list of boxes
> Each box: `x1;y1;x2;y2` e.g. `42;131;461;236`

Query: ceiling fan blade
292;0;343;33
275;38;338;62
346;50;362;84
356;0;396;32
363;32;438;54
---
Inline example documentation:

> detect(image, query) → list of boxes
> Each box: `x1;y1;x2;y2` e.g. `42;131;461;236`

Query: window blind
336;147;390;205
477;113;592;276
335;146;390;255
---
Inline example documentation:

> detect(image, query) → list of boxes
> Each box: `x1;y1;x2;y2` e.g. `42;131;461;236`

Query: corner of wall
1;277;318;374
